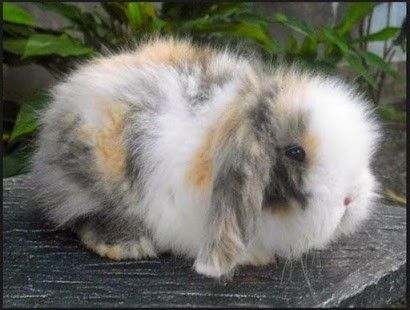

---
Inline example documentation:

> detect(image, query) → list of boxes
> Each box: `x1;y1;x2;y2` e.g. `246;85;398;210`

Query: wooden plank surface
3;175;407;308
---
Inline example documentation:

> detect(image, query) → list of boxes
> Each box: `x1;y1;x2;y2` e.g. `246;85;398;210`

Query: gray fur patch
246;90;310;210
72;210;150;245
43;113;97;188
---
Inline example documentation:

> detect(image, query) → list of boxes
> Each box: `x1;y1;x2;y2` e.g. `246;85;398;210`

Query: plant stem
373;2;393;105
365;10;373;52
375;48;396;105
382;3;392;58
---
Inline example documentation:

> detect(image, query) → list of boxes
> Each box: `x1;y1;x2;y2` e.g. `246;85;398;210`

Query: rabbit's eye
285;145;305;162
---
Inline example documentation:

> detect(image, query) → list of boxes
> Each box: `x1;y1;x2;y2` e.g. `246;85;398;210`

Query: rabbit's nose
344;196;352;207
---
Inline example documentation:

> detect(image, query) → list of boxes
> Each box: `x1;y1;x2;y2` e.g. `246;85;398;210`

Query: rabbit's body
32;38;380;278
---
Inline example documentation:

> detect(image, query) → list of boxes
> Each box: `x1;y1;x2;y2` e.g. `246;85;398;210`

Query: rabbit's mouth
334;172;378;238
339;195;353;219
343;196;353;207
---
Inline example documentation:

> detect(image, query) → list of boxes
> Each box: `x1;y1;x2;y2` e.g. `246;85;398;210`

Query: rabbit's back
32;38;257;255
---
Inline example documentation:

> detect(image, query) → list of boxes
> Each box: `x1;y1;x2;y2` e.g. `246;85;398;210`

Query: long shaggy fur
31;37;381;278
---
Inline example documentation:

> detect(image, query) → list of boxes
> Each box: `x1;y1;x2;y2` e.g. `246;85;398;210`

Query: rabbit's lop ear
194;103;272;278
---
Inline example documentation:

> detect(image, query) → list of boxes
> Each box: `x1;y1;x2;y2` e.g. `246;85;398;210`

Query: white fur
256;75;380;258
35;41;380;277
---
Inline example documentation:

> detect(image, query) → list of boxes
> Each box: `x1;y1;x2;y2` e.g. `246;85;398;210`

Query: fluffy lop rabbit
32;38;380;278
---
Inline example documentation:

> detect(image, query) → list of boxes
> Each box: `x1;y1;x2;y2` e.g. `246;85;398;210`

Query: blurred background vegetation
2;2;407;206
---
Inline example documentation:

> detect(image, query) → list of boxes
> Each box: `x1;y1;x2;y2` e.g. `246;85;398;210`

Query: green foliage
275;3;402;87
274;13;315;39
357;27;400;42
3;91;51;178
354;49;401;81
163;3;279;54
4;2;403;83
376;105;406;123
3;2;278;69
10;91;51;142
3;3;34;26
5;34;95;59
2;2;406;177
336;2;377;35
3;146;31;178
271;2;404;105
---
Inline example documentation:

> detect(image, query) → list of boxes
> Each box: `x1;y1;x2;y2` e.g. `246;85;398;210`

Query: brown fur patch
99;53;140;69
302;132;319;165
215;102;243;145
264;202;293;217
137;39;214;65
77;125;93;142
186;129;215;189
94;102;129;183
185;100;243;189
96;39;214;70
78;227;156;261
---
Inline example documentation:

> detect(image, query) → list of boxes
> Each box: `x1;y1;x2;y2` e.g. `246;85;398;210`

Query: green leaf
284;34;299;62
208;3;251;17
181;18;278;53
178;15;211;32
344;53;377;88
337;2;377;35
152;16;167;31
140;3;162;32
3;146;31;177
355;49;402;81
3;38;28;55
235;13;271;27
3;3;34;26
318;53;343;68
286;34;298;53
274;13;316;39
376;105;406;123
139;2;157;18
208;22;279;53
125;2;141;30
299;36;318;59
323;28;350;53
357;27;400;42
10;90;51;142
35;2;84;24
20;34;94;59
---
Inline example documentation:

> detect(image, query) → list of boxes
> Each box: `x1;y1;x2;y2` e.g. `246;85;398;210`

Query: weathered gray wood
3;175;407;308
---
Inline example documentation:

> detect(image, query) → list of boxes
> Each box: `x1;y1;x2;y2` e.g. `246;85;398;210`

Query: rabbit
31;37;381;279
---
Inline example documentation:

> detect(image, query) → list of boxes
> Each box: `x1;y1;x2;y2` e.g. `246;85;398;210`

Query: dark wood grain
3;175;407;308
